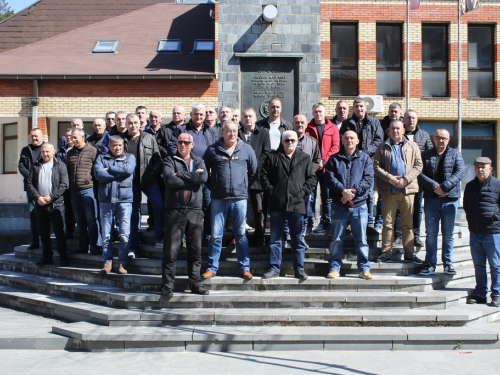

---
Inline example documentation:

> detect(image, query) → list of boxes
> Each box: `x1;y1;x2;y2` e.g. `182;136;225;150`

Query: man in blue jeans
418;129;464;276
463;157;500;307
202;121;257;280
260;130;317;280
325;131;374;280
94;136;135;275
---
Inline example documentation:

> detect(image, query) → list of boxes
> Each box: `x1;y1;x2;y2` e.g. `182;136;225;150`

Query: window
3;123;17;174
330;23;358;96
422;24;448;97
92;40;119;54
192;40;214;52
157;39;181;53
376;24;402;96
468;25;494;98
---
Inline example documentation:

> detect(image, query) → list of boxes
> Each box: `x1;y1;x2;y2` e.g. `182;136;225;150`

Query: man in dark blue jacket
463;157;500;307
94;135;136;275
27;143;69;266
161;133;209;297
325;131;374;280
418;129;464;276
202;121;257;280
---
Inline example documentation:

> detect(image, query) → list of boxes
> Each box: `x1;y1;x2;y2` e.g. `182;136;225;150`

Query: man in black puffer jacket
463;157;500;307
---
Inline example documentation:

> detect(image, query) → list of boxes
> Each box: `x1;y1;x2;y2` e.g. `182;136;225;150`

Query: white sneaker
128;252;135;259
245;223;254;231
419;264;435;276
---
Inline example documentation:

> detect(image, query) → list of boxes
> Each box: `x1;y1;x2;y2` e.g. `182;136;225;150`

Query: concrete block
324;341;393;351
85;340;125;352
296;326;407;341
254;341;323;351
401;327;498;341
193;326;301;342
186;342;252;352
0;337;35;349
124;341;186;352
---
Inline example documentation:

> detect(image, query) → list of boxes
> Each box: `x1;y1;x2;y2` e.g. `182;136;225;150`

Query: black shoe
443;264;457;275
376;253;392;263
295;270;308;280
262;269;280;279
27;243;39;250
89;247;102;255
467;295;487;304
146;226;155;232
414;237;424;247
226;239;236;251
59;257;70;267
490;296;500;307
160;285;173;297
366;226;378;236
36;258;53;266
404;254;424;264
65;232;74;239
191;285;209;295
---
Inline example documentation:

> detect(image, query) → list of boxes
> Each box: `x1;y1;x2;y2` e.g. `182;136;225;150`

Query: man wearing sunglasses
260;130;317;280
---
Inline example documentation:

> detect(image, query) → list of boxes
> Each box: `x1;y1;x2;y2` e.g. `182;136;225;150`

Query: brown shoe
326;270;340;279
241;270;253;280
100;262;112;275
117;264;128;275
359;270;373;280
202;270;216;279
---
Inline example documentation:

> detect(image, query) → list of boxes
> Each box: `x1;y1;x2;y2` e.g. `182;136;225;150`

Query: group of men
18;98;500;306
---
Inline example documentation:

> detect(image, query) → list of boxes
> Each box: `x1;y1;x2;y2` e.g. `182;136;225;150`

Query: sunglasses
283;139;296;144
177;140;192;145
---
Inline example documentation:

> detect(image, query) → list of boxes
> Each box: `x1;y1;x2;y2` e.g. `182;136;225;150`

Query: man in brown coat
374;120;423;263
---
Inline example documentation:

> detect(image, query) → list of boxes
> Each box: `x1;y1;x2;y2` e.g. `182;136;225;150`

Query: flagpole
457;0;462;153
406;0;410;110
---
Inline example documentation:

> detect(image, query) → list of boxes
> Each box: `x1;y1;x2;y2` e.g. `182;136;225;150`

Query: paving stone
295;326;407;341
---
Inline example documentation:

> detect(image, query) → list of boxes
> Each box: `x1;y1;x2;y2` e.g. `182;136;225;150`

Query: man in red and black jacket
305;102;340;234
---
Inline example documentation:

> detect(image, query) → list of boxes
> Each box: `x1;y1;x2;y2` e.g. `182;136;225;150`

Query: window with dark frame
468;25;494;98
376;23;402;97
3;123;17;174
330;23;358;96
422;24;448;97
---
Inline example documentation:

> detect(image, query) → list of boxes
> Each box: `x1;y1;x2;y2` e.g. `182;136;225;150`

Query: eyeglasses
177;140;192;145
283;139;297;144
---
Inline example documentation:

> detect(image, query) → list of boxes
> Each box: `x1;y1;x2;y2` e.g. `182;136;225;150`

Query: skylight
193;40;214;52
92;40;119;54
157;39;182;53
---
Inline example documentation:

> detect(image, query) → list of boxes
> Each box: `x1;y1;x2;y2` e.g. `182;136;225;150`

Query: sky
10;0;38;13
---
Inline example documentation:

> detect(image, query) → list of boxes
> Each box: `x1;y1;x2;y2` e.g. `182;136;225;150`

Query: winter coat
419;147;465;199
18;143;44;191
325;151;374;207
203;139;257;200
163;153;208;209
260;148;317;214
305;118;340;163
238;126;271;190
93;153;136;204
404;126;433;152
168;121;219;157
298;134;322;172
67;143;98;191
464;175;500;234
87;131;108;156
340;115;384;157
255;117;292;133
27;158;68;206
123;131;162;190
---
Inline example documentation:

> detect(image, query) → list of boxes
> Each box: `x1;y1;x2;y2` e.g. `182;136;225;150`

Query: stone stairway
0;217;499;352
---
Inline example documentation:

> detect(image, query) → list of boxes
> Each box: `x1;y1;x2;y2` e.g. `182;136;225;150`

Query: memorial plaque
240;58;298;122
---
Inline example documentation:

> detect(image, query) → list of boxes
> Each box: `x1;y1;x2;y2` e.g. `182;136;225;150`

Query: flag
410;0;420;10
461;0;480;14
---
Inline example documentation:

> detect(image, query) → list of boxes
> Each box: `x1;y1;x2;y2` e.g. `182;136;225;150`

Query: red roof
0;3;215;78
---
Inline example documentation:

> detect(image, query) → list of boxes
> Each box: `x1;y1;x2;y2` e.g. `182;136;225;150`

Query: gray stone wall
218;0;321;119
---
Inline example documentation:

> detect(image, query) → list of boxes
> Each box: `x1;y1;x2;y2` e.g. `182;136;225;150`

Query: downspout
30;79;39;129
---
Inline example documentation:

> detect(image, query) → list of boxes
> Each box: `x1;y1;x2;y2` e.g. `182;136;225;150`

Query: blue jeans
100;202;132;264
71;188;102;251
469;232;500;298
424;198;458;267
367;184;374;226
129;184;164;252
313;170;331;226
207;198;250;273
269;211;305;272
329;204;370;272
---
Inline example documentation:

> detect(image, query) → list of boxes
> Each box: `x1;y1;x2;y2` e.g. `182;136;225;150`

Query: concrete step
1;253;477;292
51;321;500;352
0;284;498;328
0;269;473;310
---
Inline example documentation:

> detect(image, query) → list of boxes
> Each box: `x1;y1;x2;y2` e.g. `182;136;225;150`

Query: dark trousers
35;204;67;260
162;208;203;290
249;189;266;246
63;190;76;235
413;190;424;237
27;192;39;245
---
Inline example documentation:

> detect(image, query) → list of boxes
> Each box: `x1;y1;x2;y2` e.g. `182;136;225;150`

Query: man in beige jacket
374;120;423;263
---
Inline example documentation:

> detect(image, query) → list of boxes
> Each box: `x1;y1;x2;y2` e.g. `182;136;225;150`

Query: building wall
218;0;321;117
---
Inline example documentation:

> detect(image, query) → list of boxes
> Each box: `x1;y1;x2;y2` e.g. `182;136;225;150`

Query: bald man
88;118;108;155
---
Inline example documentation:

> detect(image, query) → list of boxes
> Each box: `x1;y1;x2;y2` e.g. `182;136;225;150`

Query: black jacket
404;126;433;152
255;117;292;133
163;153;208;209
87;131;108;155
155;121;186;159
123;131;162;189
27;158;68;207
260;148;317;214
340;115;384;157
18;143;44;191
464;175;500;234
238;126;271;190
380;115;404;140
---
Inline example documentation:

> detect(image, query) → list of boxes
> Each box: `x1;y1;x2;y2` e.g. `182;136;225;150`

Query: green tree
0;0;14;22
